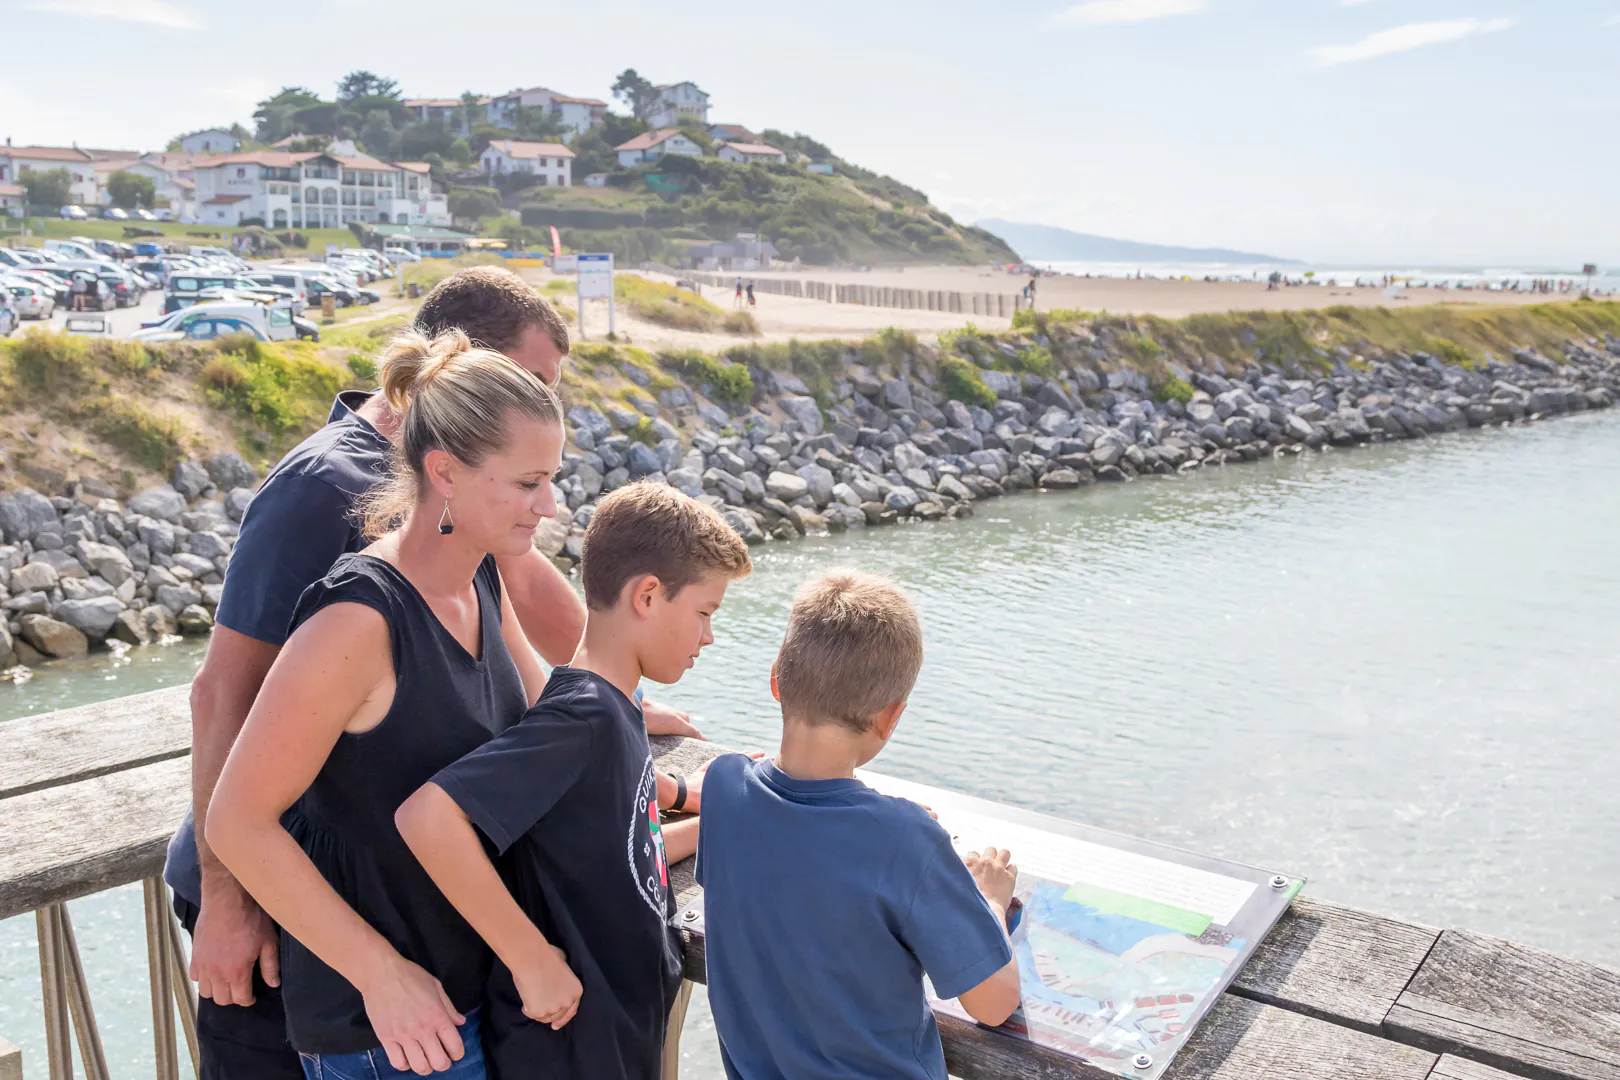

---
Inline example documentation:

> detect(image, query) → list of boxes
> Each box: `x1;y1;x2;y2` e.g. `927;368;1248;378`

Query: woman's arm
207;603;467;1074
661;816;701;864
498;577;548;706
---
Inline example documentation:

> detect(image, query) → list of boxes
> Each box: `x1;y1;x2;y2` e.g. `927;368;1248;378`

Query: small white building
646;82;710;129
717;142;786;165
179;129;240;154
479;140;575;187
0;144;100;206
0;183;24;217
614;129;703;167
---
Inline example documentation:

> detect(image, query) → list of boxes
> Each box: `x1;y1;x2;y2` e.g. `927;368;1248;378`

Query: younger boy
697;571;1022;1080
395;482;752;1080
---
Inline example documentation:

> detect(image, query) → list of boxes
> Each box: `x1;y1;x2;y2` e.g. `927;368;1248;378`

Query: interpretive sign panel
553;254;577;274
858;772;1301;1080
577;253;613;299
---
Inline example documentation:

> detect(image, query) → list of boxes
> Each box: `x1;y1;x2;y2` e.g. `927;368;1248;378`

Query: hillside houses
179;129;240;154
479;140;575;186
615;129;703;167
716;142;786;165
0;144;103;207
484;87;608;139
646;82;710;129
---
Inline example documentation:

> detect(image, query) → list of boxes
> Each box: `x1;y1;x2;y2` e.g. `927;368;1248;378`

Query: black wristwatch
670;774;689;813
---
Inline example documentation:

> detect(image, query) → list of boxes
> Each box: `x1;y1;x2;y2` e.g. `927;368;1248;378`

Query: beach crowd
177;266;1021;1080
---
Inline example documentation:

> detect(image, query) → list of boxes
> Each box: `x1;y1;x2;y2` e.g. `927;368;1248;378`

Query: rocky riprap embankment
540;333;1620;554
0;454;258;667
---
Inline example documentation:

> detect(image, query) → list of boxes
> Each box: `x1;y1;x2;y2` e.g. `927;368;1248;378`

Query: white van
131;300;296;344
44;239;101;261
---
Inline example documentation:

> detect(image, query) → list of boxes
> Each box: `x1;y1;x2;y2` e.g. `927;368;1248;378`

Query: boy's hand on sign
516;945;583;1031
965;847;1018;913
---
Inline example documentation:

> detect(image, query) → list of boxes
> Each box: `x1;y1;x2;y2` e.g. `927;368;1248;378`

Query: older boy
396;483;752;1080
697;571;1022;1080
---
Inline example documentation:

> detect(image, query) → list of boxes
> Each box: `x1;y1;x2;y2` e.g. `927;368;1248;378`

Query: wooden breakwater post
6;685;1618;1080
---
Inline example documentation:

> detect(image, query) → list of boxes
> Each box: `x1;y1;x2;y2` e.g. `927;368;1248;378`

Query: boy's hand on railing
192;878;280;1006
643;698;705;740
965;847;1018;916
515;944;583;1031
358;953;466;1075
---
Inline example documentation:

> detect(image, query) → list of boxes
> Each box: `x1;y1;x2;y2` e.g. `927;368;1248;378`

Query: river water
4;411;1619;1077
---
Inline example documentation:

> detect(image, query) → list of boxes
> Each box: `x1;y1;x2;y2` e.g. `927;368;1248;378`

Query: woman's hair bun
378;327;472;411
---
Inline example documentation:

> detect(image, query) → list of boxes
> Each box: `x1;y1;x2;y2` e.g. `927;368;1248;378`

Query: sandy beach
517;263;1578;354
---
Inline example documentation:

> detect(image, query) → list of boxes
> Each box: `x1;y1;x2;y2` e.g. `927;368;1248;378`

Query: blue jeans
298;1009;486;1080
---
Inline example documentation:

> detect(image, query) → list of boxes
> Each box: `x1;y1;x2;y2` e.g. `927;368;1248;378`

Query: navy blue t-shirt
164;391;389;903
432;666;683;1080
697;756;1013;1080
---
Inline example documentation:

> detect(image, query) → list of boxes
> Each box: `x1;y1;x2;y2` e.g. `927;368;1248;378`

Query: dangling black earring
438;500;454;536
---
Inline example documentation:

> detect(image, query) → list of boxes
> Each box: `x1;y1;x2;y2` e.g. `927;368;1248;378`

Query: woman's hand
358;954;466;1075
513;944;583;1031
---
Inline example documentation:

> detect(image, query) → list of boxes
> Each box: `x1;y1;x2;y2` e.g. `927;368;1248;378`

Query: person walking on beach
745;281;756;307
167;267;701;1080
207;328;563;1079
734;278;744;307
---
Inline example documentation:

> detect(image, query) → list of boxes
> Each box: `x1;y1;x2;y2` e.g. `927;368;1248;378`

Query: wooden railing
680;271;1023;318
3;686;1618;1080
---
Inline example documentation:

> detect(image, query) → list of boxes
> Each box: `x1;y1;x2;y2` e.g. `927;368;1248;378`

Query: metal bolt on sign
1133;1053;1154;1070
1270;875;1290;890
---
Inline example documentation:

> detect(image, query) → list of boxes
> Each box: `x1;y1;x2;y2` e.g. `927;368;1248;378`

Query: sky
1;0;1616;266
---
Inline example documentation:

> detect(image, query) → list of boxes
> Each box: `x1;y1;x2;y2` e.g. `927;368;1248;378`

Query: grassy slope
5;217;356;255
3;298;1613;496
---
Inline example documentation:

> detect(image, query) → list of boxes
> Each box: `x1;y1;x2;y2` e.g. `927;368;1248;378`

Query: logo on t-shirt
630;756;669;917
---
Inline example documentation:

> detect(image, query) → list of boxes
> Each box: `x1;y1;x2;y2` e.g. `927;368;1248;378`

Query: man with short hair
168;265;701;1079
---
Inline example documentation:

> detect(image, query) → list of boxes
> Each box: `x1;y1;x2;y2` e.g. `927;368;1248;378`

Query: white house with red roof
485;87;608;140
479;140;575;186
614;129;703;168
192;151;448;228
716;142;786;165
646;82;710;129
0;183;25;217
0;143;101;206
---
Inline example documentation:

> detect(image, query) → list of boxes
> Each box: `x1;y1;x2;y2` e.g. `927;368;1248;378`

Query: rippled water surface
4;412;1619;1077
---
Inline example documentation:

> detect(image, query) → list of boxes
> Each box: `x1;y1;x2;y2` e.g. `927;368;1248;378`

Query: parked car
59;205;89;220
6;281;56;320
44;239;101;261
133;300;296;343
243;271;311;312
383;246;422;263
102;207;129;221
11;268;72;306
292;314;320;341
133;241;166;257
93;239;136;260
0;249;38;270
132;208;159;222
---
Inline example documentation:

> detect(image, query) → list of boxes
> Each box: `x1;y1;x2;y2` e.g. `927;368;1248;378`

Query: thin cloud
1607;13;1620;25
1309;17;1514;66
1052;0;1207;27
21;0;198;28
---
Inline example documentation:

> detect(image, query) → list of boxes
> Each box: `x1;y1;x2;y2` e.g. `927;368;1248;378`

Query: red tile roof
203;194;251;205
721;141;784;157
485;140;576;160
0;183;25;197
1;145;94;163
614;128;685;152
395;161;433;174
552;95;607;107
404;98;464;109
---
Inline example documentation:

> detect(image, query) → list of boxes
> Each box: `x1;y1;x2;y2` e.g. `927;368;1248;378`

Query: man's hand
512;944;583;1031
191;879;280;1006
965;847;1018;915
642;698;704;740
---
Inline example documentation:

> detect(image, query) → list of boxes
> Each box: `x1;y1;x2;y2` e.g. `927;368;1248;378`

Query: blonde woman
208;329;563;1079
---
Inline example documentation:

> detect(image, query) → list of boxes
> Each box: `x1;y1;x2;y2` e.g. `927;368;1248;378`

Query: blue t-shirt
164;390;390;904
696;756;1012;1080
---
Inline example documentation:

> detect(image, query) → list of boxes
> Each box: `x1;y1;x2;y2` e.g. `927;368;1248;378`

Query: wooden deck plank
1386;930;1620;1080
0;684;191;801
1231;895;1440;1033
1429;1053;1539;1080
0;756;187;921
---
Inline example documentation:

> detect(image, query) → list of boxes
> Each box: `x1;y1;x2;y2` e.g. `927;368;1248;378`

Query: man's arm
396;784;583;1030
189;626;281;1007
660;816;701;865
494;547;586;667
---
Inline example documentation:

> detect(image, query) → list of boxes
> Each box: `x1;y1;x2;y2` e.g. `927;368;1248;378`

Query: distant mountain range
977;219;1302;266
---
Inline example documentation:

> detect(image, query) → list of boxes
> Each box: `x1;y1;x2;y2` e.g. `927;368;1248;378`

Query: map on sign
858;772;1301;1080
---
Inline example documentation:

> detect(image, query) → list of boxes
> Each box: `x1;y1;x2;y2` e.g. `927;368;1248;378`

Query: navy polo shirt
164;391;390;904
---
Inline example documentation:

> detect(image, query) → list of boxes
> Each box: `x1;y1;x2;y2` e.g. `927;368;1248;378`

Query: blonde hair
358;328;563;538
775;571;923;732
581;482;752;611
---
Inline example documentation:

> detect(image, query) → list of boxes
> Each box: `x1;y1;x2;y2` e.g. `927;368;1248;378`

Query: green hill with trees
225;69;1016;268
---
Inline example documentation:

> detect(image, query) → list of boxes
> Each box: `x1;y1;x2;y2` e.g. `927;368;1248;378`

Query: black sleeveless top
279;553;529;1055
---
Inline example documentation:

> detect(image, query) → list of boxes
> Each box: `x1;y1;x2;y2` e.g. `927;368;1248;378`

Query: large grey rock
778;395;824;436
567;406;612;440
128;485;187;523
187;531;232;560
881;379;913;411
178;604;214;635
722;509;766;544
665;468;704;497
207;453;259;490
980;370;1020;398
4;591;50;615
1041;468;1083;489
55;596;124;639
11;561;60;593
627;443;663;477
0;622;12;669
142;605;178;638
31;549;85;578
60;576;116;601
171;460;212;500
224;487;255;522
156;584;203;616
765;471;809;502
19;614;88;659
0;489;58;543
77;540;134;587
884;486;922;512
796;464;836;508
892;441;929;473
109;608;150;646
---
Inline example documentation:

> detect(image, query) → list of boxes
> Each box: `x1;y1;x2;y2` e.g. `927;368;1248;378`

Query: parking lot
20;288;167;337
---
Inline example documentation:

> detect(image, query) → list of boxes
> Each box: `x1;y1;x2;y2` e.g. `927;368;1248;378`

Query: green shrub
938;357;996;410
939;324;991;362
347;354;378;382
1425;337;1474;368
858;327;917;369
720;310;759;336
1157;375;1194;404
201;337;343;435
76;397;187;473
997;344;1053;376
659;348;754;404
